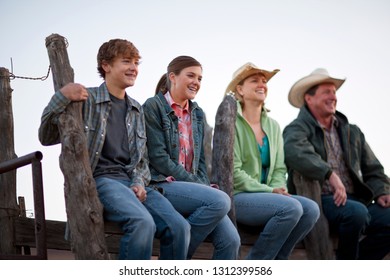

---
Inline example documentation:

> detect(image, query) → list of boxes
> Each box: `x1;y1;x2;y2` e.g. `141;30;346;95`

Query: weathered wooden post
293;171;334;259
0;68;19;255
45;34;109;259
203;116;213;179
211;95;237;224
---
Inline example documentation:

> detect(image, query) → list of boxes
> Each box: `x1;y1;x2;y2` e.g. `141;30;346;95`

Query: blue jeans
322;194;390;259
95;177;190;260
157;181;240;259
234;193;320;259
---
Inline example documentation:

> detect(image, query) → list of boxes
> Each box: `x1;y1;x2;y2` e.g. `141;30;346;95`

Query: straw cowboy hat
225;62;279;95
288;68;346;108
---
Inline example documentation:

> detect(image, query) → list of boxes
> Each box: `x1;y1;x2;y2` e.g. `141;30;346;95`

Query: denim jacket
38;82;151;188
143;92;210;185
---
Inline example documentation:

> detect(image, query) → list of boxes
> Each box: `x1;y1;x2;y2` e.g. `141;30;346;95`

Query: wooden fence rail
0;152;47;260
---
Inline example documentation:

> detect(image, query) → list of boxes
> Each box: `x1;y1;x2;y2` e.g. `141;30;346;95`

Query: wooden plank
16;217;390;260
13;217;263;260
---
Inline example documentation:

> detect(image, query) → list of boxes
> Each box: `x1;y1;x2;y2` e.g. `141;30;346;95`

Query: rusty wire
0;60;51;81
8;65;51;81
0;34;70;82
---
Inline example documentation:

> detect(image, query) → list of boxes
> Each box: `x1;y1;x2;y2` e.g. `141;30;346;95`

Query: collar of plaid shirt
164;92;194;172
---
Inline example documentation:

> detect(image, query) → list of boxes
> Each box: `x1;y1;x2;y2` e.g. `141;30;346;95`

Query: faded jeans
95;177;190;260
234;192;320;259
157;181;240;259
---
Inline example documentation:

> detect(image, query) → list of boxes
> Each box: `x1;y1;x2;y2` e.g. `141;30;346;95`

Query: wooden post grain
203;116;213;179
211;95;237;224
45;34;109;259
293;171;334;259
0;68;19;255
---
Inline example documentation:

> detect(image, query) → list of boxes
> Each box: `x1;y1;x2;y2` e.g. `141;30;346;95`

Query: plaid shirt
321;117;354;194
38;82;150;188
164;92;194;172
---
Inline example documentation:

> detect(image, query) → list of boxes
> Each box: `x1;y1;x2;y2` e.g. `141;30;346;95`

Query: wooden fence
0;33;339;260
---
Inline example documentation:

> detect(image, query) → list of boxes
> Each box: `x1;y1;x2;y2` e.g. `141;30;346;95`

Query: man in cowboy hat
282;68;390;260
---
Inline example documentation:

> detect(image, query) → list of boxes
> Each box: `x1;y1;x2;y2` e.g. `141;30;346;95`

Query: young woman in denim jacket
142;56;240;259
227;62;320;259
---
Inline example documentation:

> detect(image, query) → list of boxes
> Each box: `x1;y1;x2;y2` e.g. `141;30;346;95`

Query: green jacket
283;105;390;205
233;102;287;194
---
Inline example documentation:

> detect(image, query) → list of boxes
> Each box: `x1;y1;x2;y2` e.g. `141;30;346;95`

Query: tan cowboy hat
288;68;346;108
225;62;279;95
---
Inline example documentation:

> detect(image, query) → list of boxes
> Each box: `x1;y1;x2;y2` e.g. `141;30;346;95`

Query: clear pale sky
1;0;389;221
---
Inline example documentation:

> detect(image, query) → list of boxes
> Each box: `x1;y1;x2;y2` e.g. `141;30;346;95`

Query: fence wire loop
1;35;71;82
1;65;51;81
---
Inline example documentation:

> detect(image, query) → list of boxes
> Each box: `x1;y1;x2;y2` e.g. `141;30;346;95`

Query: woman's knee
282;197;304;220
211;189;231;215
297;196;320;221
173;217;191;237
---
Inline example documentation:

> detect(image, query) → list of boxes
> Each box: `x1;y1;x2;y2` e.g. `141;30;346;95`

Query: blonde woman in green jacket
227;63;319;260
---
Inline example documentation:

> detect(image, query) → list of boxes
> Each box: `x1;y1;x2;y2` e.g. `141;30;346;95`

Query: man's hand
60;83;88;101
377;194;390;208
329;172;347;207
131;185;147;203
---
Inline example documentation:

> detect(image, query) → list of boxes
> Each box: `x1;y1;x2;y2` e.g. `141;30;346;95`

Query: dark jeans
322;194;390;259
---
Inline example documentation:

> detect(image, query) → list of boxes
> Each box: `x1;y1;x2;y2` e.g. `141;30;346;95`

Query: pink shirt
164;92;193;172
